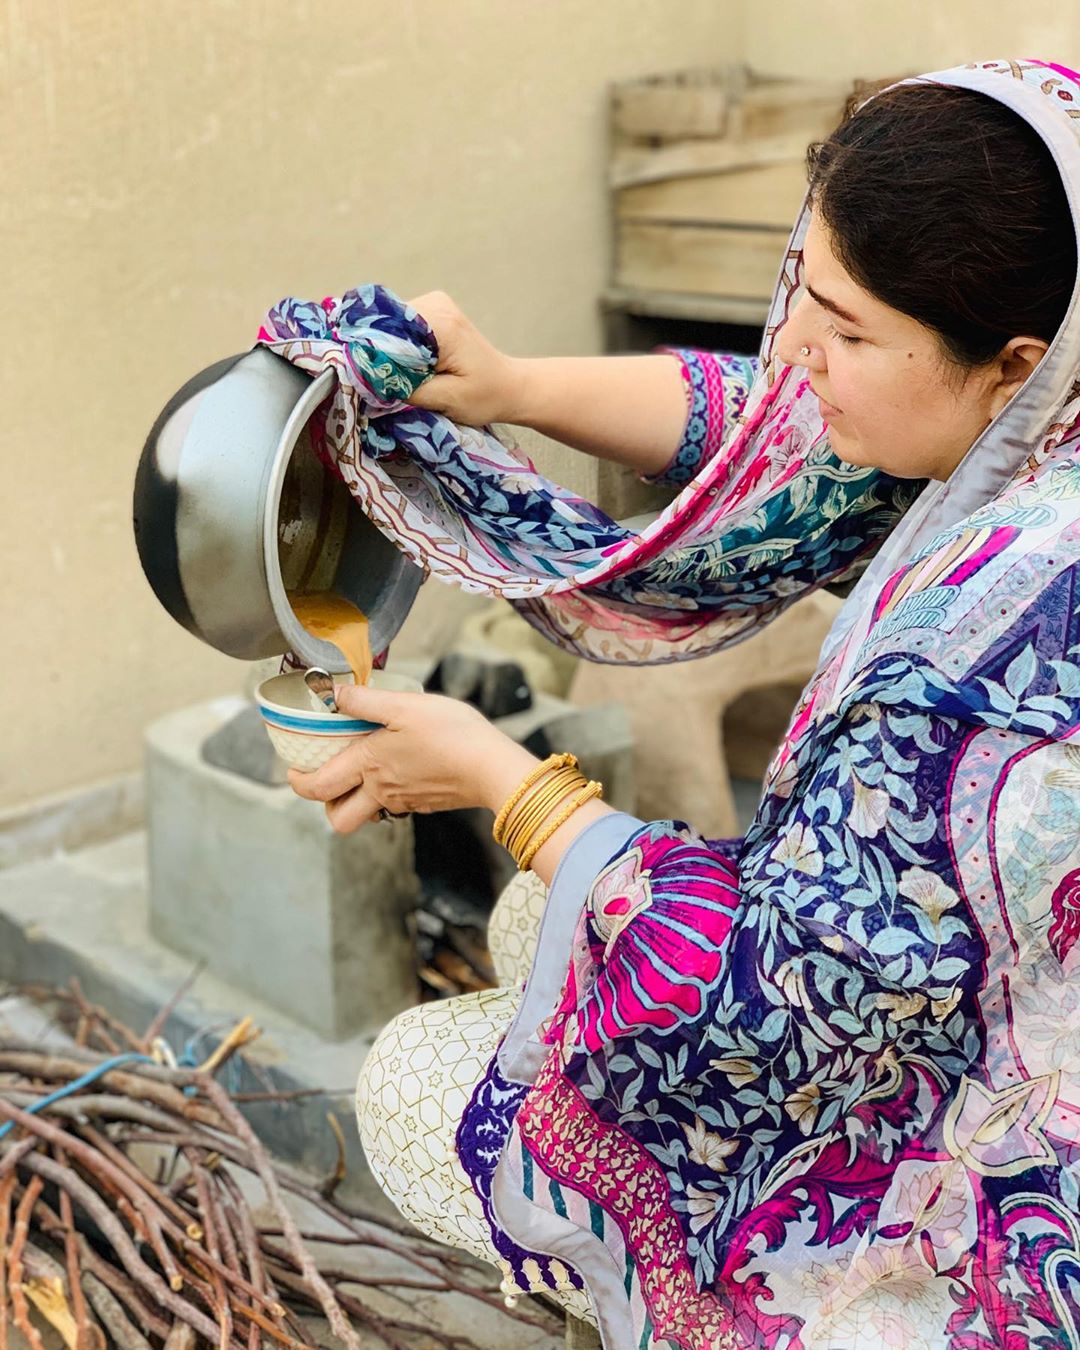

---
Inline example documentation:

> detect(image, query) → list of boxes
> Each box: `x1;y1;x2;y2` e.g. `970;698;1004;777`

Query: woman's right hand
406;291;525;427
404;292;688;476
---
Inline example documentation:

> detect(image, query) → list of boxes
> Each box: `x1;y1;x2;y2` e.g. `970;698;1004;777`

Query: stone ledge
0;771;144;872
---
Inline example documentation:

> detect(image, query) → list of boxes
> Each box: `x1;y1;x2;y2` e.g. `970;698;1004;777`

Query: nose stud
799;346;811;358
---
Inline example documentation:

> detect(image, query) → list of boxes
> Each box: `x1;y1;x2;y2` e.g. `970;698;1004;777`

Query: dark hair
807;84;1076;367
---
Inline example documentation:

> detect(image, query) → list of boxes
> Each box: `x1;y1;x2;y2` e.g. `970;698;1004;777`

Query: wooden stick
8;1176;45;1350
186;1151;234;1350
33;1192;168;1341
162;1323;197;1350
229;1088;346;1103
319;1112;347;1200
2;1013;544;1348
80;1274;152;1350
227;1300;310;1350
261;1242;446;1292
0;1136;39;1181
217;1172;268;1302
10;1093;195;1134
265;1263;425;1350
196;1017;259;1076
206;1176;241;1278
217;1171;311;1349
0;1171;14;1350
55;1147;94;1350
0;1101;188;1299
198;1076;361;1350
141;962;204;1052
20;1237;97;1349
0;1052;228;1129
74;1241;169;1343
74;1122;203;1240
66;980;130;1054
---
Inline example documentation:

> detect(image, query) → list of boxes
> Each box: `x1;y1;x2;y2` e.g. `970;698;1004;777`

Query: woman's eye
825;322;861;346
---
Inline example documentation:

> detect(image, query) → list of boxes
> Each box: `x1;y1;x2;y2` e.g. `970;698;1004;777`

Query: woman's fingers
287;735;381;803
287;756;387;833
325;784;383;834
333;684;409;727
287;767;321;799
407;373;455;412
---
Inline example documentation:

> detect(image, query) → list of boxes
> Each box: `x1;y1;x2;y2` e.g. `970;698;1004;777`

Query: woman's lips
816;393;842;420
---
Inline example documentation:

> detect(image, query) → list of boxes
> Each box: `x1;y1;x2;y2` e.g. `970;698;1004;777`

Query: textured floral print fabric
258;302;917;665
643;349;758;487
265;57;1080;1350
471;63;1080;1349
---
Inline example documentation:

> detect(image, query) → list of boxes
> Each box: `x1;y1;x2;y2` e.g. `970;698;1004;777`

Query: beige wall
738;0;1080;82
0;0;739;809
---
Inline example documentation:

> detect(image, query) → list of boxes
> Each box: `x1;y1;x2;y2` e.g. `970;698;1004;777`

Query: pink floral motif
573;835;740;1052
1048;867;1080;962
589;852;655;959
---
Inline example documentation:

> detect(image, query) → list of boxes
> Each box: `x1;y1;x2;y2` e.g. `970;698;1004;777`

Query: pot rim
260;365;349;670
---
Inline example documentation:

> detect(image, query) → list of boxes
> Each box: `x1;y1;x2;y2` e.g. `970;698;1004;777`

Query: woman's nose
775;299;825;371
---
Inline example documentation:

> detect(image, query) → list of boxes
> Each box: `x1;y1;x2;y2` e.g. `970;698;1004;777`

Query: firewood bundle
0;983;557;1349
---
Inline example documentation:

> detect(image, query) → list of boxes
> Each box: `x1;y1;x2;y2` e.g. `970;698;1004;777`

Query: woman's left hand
286;682;539;833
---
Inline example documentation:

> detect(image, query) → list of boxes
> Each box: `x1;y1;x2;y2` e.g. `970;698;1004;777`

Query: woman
276;59;1080;1349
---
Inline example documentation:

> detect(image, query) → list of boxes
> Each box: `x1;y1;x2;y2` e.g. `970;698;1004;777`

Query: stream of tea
287;592;373;687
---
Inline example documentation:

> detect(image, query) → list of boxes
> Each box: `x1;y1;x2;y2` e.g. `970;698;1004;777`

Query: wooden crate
611;70;730;141
611;67;848;143
616;222;790;300
609;66;849;313
617;160;807;229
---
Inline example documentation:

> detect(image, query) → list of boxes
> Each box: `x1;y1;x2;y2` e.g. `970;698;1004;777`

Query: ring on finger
376;808;412;821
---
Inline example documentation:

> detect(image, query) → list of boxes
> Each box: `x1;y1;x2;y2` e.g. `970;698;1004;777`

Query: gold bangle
519;781;604;872
513;778;594;871
520;780;602;867
493;753;576;844
494;755;570;845
521;780;603;871
502;767;584;859
494;753;572;844
504;776;585;866
502;766;581;848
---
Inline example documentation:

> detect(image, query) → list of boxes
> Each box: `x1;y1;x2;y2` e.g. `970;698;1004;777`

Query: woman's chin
831;436;935;480
829;431;905;476
828;430;870;466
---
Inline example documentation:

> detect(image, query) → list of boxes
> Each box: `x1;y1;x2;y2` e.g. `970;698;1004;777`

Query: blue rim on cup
255;669;421;772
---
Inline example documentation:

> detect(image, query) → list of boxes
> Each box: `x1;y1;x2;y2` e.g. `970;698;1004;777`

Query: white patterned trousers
355;871;595;1322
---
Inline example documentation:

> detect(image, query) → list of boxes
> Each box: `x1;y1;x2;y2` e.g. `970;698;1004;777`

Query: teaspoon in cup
304;667;339;714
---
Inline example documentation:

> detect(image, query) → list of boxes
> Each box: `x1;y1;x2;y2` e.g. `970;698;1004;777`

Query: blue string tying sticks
0;1051;153;1140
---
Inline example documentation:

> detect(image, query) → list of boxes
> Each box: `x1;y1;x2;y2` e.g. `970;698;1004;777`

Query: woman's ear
988;337;1049;418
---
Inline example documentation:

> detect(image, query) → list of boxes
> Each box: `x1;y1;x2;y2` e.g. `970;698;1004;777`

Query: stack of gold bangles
493;753;603;872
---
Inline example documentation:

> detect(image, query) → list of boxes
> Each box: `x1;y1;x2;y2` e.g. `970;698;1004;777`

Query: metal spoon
303;667;339;715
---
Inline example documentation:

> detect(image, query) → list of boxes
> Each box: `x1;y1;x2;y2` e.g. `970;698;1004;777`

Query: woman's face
775;212;1047;481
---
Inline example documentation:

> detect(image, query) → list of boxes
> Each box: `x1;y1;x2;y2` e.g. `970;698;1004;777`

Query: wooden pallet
608;66;849;309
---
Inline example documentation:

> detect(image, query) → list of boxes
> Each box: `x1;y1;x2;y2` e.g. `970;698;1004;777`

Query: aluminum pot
133;346;424;672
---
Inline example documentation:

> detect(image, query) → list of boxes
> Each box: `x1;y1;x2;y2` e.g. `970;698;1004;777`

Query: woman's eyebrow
806;284;864;328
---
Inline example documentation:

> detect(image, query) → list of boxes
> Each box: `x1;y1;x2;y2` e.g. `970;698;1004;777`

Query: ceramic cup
255;669;422;772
